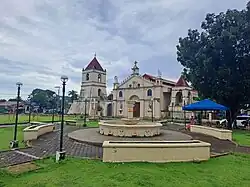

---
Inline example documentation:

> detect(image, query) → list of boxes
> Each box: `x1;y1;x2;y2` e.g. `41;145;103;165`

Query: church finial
131;61;139;75
94;52;96;57
157;69;162;78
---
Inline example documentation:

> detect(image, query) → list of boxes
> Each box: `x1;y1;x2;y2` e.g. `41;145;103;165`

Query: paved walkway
1;123;249;168
0;126;102;167
162;124;250;154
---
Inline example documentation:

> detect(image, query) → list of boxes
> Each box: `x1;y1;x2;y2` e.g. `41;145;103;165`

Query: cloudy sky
0;0;247;99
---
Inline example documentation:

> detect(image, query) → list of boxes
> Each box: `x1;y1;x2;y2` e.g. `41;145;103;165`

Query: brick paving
0;125;102;167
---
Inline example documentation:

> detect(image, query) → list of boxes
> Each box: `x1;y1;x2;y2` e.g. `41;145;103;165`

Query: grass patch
0;154;250;187
86;121;99;128
0;126;26;150
233;130;250;146
6;163;40;174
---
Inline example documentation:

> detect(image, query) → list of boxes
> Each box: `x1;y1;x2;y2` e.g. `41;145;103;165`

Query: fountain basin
121;118;140;125
99;120;162;137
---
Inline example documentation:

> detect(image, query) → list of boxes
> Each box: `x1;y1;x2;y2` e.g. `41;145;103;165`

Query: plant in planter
97;105;103;112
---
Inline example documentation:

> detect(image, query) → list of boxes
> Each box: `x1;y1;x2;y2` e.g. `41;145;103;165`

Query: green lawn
0;126;26;150
233;130;250;146
0;114;76;124
0;154;250;187
86;121;99;127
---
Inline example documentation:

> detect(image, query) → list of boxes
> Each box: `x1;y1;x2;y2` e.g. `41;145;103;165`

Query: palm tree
68;90;78;103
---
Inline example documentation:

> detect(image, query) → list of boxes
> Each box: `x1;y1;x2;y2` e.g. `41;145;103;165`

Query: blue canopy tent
182;99;229;126
182;99;229;111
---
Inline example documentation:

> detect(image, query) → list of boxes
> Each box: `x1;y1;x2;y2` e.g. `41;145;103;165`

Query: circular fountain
67;100;192;146
99;118;162;137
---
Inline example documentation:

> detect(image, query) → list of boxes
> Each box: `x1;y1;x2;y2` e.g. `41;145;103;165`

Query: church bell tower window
86;73;89;81
98;89;101;96
98;74;101;82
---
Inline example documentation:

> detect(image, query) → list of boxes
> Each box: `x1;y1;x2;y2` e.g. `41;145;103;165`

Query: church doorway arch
107;103;112;117
129;95;140;118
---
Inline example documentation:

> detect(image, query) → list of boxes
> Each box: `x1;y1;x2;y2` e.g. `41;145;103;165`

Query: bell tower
79;55;107;100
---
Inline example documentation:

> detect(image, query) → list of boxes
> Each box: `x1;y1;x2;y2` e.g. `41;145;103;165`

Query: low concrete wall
99;122;162;137
23;123;55;141
102;140;211;163
190;125;232;140
65;120;77;126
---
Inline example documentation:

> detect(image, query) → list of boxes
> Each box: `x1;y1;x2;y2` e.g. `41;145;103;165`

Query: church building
68;56;198;120
109;61;198;119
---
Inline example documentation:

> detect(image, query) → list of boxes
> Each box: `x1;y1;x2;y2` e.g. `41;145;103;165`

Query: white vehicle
233;115;250;128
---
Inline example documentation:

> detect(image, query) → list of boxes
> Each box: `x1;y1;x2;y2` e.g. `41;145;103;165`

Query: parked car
233;115;250;129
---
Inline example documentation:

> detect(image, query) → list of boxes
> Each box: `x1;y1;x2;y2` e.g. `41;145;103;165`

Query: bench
23;123;55;141
190;125;232;140
102;140;211;163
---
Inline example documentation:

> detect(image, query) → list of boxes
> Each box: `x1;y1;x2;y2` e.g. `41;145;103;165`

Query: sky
0;0;248;99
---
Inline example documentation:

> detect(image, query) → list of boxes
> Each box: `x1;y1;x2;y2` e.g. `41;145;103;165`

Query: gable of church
118;75;154;89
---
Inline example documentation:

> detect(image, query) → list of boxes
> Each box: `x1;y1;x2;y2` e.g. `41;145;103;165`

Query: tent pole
184;101;186;129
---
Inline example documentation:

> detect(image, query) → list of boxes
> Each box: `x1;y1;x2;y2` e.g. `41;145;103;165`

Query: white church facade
68;56;198;120
109;61;198;120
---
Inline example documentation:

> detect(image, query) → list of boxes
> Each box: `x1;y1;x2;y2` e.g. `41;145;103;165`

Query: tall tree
68;90;78;103
30;88;56;108
177;2;250;128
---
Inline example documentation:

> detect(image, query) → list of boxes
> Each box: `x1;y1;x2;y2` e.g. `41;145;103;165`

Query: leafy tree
30;88;57;109
177;2;250;128
68;90;78;103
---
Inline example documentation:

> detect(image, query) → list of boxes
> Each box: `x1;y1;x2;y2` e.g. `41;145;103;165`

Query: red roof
175;76;189;87
143;74;176;86
143;74;155;81
85;57;104;71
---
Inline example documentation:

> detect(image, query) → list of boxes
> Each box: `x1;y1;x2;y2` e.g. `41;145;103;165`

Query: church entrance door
107;103;112;117
133;102;140;118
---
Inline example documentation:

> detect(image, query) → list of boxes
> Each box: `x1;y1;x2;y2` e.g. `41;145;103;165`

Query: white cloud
0;0;247;99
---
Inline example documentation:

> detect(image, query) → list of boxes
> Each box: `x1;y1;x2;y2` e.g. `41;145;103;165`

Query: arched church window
119;91;123;97
98;74;101;82
147;89;152;96
175;92;183;106
86;73;89;81
98;89;101;96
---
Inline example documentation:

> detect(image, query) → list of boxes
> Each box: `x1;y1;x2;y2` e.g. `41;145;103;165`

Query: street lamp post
151;98;154;122
171;102;174;123
84;98;87;127
10;82;23;149
52;93;56;123
184;101;186;129
28;95;33;123
55;86;61;118
56;75;68;162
